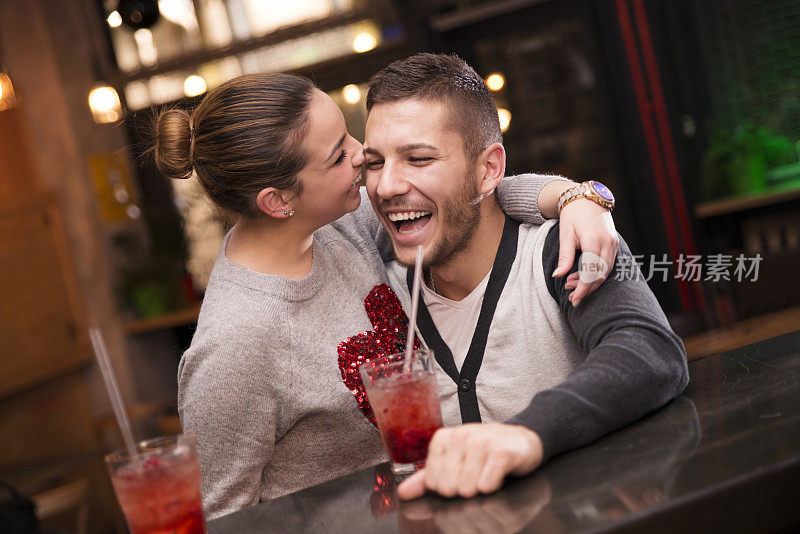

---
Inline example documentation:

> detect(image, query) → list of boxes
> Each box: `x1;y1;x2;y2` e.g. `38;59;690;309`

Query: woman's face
293;89;365;227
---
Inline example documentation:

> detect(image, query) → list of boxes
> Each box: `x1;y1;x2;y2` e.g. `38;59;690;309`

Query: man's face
364;98;481;267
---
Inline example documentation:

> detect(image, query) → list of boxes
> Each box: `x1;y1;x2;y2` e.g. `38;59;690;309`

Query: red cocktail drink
361;350;443;474
105;434;206;534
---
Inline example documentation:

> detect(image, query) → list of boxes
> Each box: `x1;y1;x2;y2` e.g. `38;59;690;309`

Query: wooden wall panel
0;200;89;398
0;107;40;199
0;372;97;469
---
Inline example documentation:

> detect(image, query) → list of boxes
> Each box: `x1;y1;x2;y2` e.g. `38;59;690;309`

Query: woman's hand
538;181;620;307
556;200;619;307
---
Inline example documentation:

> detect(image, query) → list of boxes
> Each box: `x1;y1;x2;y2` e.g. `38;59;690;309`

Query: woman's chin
346;188;362;210
324;194;361;224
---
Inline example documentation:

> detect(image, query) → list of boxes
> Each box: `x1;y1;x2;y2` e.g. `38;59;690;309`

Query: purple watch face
592;181;614;202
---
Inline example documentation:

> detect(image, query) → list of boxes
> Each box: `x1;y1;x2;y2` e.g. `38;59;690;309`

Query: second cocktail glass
105;433;206;534
360;349;443;475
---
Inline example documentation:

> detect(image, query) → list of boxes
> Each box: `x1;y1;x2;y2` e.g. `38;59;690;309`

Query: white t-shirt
388;220;586;427
420;271;491;371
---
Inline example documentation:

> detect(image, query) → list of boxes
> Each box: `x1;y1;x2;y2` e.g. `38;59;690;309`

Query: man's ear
476;142;506;195
255;188;295;218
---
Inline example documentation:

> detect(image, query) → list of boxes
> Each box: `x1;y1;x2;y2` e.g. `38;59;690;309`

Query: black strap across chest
406;215;520;423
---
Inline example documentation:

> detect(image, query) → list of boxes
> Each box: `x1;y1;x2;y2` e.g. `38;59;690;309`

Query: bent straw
403;245;424;372
89;327;137;458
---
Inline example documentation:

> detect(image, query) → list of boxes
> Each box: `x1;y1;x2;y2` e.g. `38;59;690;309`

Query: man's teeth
387;211;431;222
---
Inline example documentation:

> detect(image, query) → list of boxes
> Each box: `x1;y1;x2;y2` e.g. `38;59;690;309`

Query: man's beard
396;172;481;268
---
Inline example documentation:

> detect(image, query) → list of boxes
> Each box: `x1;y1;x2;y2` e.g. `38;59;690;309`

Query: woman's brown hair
154;73;316;217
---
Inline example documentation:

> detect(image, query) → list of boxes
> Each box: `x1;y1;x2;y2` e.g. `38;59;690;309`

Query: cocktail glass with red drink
105;434;206;534
360;349;443;475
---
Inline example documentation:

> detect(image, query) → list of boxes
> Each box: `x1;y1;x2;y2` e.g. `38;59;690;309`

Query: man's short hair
366;53;502;163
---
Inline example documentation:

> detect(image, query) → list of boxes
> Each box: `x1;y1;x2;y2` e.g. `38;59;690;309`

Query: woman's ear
476;142;506;195
256;188;295;218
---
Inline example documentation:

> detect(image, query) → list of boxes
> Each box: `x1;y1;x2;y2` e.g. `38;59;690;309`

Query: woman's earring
283;209;294;217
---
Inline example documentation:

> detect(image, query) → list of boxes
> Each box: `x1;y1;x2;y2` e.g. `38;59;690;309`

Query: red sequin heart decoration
337;284;419;426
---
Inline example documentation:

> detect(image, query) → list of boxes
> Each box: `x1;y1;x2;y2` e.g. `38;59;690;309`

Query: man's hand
399;474;552;533
397;423;544;501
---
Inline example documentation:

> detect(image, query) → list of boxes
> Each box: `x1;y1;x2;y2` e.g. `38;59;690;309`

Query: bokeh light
498;108;511;132
342;84;362;105
352;32;377;53
486;73;505;91
183;75;207;97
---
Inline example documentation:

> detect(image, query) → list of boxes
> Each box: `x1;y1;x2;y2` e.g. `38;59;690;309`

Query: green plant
117;256;187;319
701;124;796;199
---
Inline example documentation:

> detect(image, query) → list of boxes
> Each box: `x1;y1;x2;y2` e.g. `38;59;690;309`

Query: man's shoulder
518;219;557;238
517;219;560;265
512;220;562;303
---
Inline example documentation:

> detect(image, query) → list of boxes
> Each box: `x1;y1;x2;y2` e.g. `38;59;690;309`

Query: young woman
156;73;618;519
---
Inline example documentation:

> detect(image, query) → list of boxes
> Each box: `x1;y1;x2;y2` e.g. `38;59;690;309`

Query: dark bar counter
208;330;800;533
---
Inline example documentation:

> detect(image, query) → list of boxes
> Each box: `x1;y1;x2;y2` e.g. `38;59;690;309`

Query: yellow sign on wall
88;152;140;223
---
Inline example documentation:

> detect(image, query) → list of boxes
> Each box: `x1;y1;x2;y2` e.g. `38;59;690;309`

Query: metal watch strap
558;181;614;213
557;183;589;213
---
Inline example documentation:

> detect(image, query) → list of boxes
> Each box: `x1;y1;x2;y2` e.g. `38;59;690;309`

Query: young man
363;53;688;500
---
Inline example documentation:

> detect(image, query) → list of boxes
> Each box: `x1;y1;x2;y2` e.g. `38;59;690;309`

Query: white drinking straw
403;245;424;372
89;327;137;458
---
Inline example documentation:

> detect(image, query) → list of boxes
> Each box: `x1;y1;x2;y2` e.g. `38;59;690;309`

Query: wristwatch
557;180;615;213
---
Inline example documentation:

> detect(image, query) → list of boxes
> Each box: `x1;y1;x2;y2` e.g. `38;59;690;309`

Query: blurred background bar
1;0;799;531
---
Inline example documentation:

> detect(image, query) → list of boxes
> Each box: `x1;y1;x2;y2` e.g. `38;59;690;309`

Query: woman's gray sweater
177;175;561;518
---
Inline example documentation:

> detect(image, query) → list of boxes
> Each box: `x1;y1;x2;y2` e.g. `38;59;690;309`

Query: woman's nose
352;140;365;167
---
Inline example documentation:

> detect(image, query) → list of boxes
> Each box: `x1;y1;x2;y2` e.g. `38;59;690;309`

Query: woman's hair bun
154;108;194;180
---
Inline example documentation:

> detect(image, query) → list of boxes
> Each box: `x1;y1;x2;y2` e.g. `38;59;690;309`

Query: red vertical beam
614;0;693;311
632;0;706;311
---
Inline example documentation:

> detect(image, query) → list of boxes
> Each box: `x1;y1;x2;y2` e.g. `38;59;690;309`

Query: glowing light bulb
0;71;18;112
341;84;361;105
88;84;122;124
107;10;123;28
352;32;377;53
498;108;511;132
89;86;117;112
486;73;505;91
183;75;207;97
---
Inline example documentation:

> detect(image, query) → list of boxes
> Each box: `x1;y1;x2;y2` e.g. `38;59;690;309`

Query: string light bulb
498;108;511;132
183;75;207;97
341;84;361;105
107;10;123;28
352;32;377;53
0;70;18;112
88;84;122;124
486;73;505;91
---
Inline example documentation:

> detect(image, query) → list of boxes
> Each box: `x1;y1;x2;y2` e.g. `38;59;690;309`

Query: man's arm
506;222;689;462
397;223;687;500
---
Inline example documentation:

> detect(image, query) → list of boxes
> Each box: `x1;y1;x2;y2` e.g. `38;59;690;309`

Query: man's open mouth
387;211;432;235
